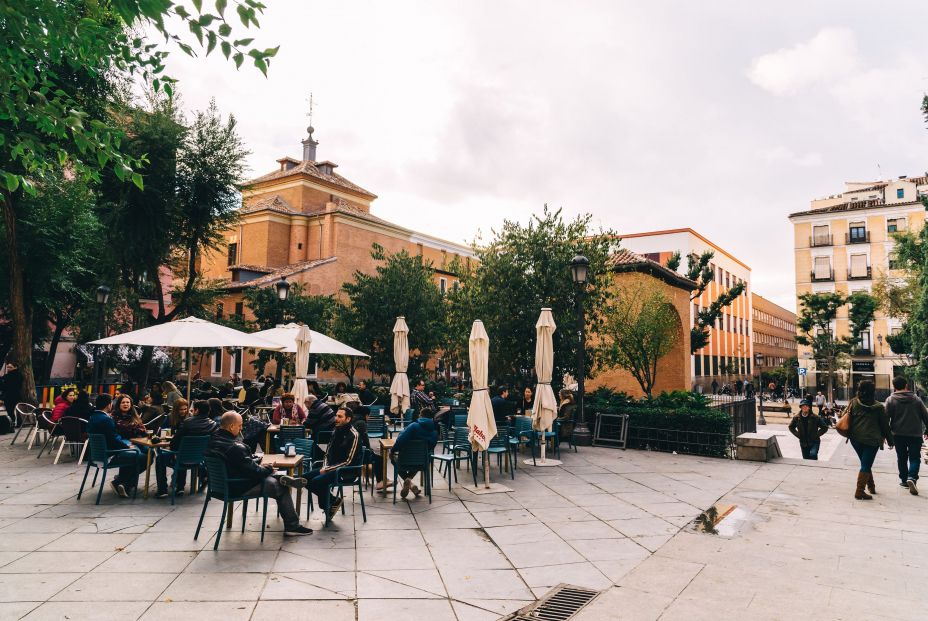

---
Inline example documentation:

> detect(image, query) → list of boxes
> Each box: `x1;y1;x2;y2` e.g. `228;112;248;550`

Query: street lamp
93;285;110;393
274;277;290;381
570;253;592;446
877;333;883;356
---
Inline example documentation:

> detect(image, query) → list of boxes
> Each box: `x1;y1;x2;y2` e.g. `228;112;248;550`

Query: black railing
811;269;834;282
710;396;758;440
854;348;873;357
848;266;872;280
846;231;870;244
627;427;731;459
810;234;833;247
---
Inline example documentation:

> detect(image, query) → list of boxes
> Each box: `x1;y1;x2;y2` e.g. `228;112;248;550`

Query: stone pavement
1;432;925;621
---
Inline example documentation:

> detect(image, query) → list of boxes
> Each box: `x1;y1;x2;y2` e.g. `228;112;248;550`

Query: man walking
884;376;928;495
814;391;826;416
788;398;828;460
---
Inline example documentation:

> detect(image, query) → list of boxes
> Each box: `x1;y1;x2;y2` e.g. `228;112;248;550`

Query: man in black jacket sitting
155;400;217;499
207;411;313;537
304;407;362;522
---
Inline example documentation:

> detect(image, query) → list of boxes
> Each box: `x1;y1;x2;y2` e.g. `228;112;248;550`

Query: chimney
301;126;318;161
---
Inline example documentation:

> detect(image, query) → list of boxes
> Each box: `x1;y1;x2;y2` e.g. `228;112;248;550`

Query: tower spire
301;93;318;161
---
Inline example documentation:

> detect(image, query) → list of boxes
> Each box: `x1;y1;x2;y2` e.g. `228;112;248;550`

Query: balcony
846;231;870;244
809;234;833;247
810;269;834;282
848;266;872;280
854;347;874;357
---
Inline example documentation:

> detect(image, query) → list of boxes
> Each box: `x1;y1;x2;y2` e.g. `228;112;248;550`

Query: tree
666;251;746;352
892;194;928;384
447;206;620;387
342;245;446;380
1;0;275;401
320;302;368;386
596;280;680;397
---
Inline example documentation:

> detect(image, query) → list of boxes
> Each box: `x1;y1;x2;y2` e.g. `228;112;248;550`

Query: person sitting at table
169;398;189;431
163;381;183;409
515;387;535;416
208;397;224;422
555;389;576;440
357;380;376;406
218;380;234;399
88;393;144;499
304;394;336;437
65;390;94;422
112;395;148;439
272;393;306;425
411;379;436;417
240;379;261;409
491;386;512;427
149;382;165;406
207;411;313;536
155;400;216;498
304;407;362;521
138;394;165;427
384;405;438;497
51;387;77;423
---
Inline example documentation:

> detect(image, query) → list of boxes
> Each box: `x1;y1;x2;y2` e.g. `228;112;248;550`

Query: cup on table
282;417;290;426
159;428;168;439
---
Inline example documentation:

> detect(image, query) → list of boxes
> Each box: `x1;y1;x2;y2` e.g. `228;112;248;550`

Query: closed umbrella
466;320;497;488
532;308;559;464
389;317;410;417
292;324;312;406
89;316;282;400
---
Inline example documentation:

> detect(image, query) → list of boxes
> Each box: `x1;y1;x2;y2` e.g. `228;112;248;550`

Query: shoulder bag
835;400;852;437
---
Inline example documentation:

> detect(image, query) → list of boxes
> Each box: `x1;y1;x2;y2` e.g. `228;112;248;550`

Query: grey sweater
884;391;928;438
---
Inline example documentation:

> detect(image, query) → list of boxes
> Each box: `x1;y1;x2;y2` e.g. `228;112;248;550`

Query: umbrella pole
540;430;547;464
483;450;490;489
186;348;192;401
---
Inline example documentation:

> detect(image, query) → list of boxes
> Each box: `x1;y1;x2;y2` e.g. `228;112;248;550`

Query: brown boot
855;472;872;500
866;473;876;494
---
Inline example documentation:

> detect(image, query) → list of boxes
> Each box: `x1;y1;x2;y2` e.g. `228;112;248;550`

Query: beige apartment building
788;175;926;396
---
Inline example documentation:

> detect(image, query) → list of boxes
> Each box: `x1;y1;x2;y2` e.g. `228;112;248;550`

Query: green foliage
597;280;680;397
319;301;368;385
341;245;446;379
691;280;746;353
446;206;620;386
664;251;681;272
892;184;928;384
587;386;711;411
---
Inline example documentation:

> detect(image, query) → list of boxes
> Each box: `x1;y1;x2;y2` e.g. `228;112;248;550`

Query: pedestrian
814;391;826;415
884;376;928;495
0;360;25;427
788;398;828;460
846;380;893;500
711;379;719;395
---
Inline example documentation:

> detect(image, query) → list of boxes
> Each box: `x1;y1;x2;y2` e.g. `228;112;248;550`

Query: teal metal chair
508;416;534;468
195;456;269;550
158;434;210;505
430;427;477;490
77;434;140;505
402;408;416;428
308;448;371;524
392;439;432;504
366;412;388;440
276;424;305;452
483;428;514;479
452;412;468;428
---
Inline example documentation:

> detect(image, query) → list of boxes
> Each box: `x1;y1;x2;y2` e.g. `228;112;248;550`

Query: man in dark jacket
357;380;377;406
0;360;25;427
491;386;512;426
207;412;313;536
304;407;362;521
241;379;261;409
788;398;829;460
304;395;336;436
87;394;144;498
390;410;438;499
155;400;217;499
885;376;928;495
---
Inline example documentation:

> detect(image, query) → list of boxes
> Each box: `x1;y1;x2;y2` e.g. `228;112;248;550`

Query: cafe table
130;435;171;499
261;453;304;518
264;425;280;454
378;438;395;495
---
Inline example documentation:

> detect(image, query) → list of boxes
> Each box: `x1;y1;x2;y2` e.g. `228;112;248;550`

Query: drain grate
502;584;600;621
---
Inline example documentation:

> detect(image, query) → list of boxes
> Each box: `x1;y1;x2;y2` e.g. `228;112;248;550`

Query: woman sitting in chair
169;398;189;432
272;393;306;425
51;388;77;423
65;391;93;422
555;389;576;440
111;395;148;439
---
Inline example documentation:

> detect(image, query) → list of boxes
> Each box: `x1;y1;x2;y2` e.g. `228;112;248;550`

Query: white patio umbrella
89;317;283;400
532;308;559;465
466;320;497;488
292;324;312;406
389;317;410;417
251;323;368;356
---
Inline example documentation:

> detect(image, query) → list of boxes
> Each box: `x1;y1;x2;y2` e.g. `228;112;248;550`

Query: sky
159;0;928;310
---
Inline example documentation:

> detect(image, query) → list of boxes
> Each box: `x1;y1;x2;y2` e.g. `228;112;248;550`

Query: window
227;243;237;267
452;281;459;292
234;301;244;319
896;188;904;199
215;302;224;320
812;225;830;246
889;253;900;270
848;222;867;243
694;355;702;376
439;277;447;295
849;254;868;278
859;330;871;354
211;349;222;376
297;242;303;250
813;256;831;280
232;348;243;375
887;217;906;233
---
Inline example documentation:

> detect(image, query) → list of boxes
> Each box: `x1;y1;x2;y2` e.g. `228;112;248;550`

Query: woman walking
847;380;894;500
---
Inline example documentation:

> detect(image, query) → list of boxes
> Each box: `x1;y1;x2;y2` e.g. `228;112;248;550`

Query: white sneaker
411;485;421;498
400;478;412;499
907;479;918;496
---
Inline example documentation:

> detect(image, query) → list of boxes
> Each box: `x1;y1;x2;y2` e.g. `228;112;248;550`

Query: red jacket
51;395;69;423
271;403;306;425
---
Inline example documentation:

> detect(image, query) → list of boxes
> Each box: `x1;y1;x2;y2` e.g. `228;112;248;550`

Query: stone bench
759;403;792;413
735;431;782;462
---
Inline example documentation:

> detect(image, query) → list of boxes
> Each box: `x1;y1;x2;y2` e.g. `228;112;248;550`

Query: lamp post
877;333;883;356
274;277;290;381
93;285;111;394
570;253;592;446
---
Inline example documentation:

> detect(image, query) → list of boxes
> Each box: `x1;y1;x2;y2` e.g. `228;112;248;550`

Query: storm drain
502;584;600;621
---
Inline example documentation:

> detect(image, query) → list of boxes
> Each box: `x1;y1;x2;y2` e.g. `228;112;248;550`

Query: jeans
894;436;923;483
110;448;145;490
154;453;188;494
305;468;340;511
850;439;880;473
243;476;300;530
800;442;820;460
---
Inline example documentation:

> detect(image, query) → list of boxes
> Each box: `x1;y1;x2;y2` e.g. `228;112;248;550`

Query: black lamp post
274;277;290;381
93;285;110;393
570;253;592;446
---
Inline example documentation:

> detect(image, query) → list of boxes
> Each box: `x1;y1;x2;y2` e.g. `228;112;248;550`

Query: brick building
751;293;797;374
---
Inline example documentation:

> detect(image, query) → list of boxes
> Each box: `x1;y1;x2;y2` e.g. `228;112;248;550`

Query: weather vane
306;92;316;129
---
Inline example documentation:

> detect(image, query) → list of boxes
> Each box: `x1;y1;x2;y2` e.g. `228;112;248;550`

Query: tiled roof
228;264;274;274
608;249;697;291
246;160;377;199
240;195;296;216
789;198;924;218
223;257;338;291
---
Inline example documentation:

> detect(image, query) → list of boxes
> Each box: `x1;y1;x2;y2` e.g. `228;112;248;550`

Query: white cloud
748;27;861;95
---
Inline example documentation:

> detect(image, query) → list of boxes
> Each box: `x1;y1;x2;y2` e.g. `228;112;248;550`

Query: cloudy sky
161;0;928;309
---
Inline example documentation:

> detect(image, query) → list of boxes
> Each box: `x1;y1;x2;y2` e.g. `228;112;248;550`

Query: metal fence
627;426;732;459
709;396;758;438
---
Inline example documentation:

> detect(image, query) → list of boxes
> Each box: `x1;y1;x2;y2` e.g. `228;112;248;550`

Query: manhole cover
502;584;600;621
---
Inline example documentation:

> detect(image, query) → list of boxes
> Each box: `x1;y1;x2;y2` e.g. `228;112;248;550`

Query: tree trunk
45;317;67;383
2;192;36;404
139;346;154;395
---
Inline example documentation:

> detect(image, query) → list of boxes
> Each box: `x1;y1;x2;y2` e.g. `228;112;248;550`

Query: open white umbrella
532;308;559;465
89;317;283;400
466;320;497;488
292;324;312;406
251;323;368;356
389;317;410;416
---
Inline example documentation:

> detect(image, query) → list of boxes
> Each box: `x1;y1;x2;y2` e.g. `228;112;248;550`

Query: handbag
835;400;852;437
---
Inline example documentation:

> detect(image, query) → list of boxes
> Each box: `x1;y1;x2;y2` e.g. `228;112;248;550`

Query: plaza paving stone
2;430;926;620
